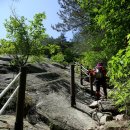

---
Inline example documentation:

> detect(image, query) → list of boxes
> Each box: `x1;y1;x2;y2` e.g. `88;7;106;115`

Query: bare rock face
25;63;98;130
99;120;130;130
0;115;50;130
26;64;47;73
36;93;97;130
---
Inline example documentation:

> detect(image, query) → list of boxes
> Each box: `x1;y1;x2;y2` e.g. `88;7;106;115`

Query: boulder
98;100;119;115
0;55;12;61
0;68;8;74
36;93;98;130
26;64;47;73
100;120;130;130
92;111;113;125
0;115;50;130
52;62;66;69
100;114;113;125
115;114;127;121
89;101;99;108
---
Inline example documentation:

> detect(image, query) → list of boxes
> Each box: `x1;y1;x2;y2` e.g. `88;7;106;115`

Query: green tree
43;44;61;58
76;0;130;66
54;0;106;67
42;34;76;63
93;0;130;114
77;2;130;114
0;13;47;66
52;0;90;32
107;34;130;114
51;52;65;64
95;0;130;58
72;29;105;67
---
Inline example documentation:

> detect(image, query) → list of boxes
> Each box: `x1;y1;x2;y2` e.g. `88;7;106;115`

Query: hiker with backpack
93;62;107;100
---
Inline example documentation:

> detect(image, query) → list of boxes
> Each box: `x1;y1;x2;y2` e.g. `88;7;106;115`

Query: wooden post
80;64;83;85
89;73;93;96
70;64;76;107
15;66;27;130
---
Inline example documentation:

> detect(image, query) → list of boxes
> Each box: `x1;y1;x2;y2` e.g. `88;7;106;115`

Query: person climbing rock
93;62;107;100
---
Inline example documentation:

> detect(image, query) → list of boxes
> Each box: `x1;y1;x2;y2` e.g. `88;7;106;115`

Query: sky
0;0;73;41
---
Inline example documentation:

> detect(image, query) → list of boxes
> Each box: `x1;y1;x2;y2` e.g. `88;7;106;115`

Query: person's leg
102;81;107;99
95;79;101;99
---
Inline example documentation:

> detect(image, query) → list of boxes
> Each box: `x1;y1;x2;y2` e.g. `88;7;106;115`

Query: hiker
93;62;107;100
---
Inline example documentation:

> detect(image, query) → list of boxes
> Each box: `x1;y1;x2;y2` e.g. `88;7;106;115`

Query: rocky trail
0;56;129;130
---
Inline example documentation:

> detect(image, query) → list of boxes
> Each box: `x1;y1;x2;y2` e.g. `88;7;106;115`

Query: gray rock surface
99;120;130;130
25;63;98;130
0;115;50;130
36;93;97;130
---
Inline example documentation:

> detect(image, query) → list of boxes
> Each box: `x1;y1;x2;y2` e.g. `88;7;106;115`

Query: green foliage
76;0;130;64
95;0;130;56
64;48;76;63
80;50;106;68
0;12;47;66
72;29;107;67
107;35;130;114
51;53;65;64
28;55;45;63
74;1;130;109
43;44;61;58
42;35;77;64
52;0;89;32
71;1;130;115
0;39;15;54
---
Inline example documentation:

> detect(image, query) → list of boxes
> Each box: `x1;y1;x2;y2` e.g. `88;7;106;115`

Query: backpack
95;67;104;78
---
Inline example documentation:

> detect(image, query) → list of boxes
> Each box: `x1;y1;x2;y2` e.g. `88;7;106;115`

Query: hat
96;63;103;67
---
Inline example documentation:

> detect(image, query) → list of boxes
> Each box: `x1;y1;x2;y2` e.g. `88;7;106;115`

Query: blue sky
0;0;73;40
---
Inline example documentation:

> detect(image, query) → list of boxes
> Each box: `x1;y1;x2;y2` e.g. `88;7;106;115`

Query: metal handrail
0;72;21;100
0;67;27;130
81;64;89;75
0;86;19;115
76;63;94;95
75;62;89;76
0;72;21;115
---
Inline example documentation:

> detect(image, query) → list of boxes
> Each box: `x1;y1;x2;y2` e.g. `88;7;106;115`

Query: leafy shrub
107;34;130;114
28;55;45;63
51;53;65;64
80;51;107;68
43;44;61;58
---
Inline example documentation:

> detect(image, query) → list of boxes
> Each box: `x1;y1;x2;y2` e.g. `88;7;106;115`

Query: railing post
70;64;76;107
80;64;83;85
89;73;93;96
15;66;27;130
